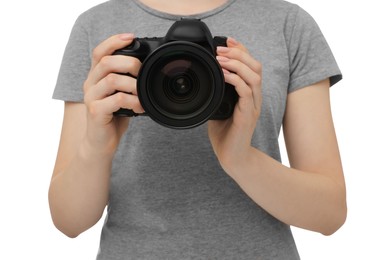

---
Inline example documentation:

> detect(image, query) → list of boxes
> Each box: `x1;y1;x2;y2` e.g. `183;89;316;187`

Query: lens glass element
148;53;214;119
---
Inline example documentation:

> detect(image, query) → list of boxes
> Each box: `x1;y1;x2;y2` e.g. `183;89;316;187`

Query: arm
209;38;347;235
49;34;143;238
49;102;113;238
227;80;346;235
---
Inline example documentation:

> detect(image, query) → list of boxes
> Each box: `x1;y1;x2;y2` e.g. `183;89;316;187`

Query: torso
62;0;307;258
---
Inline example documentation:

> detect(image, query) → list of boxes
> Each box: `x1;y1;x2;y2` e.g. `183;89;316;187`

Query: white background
1;0;389;259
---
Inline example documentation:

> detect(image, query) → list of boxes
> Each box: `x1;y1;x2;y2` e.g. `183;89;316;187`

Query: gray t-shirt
53;0;342;259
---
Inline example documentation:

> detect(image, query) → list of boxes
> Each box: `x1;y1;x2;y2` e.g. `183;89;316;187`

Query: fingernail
227;37;239;46
119;33;135;41
217;46;230;53
216;56;229;62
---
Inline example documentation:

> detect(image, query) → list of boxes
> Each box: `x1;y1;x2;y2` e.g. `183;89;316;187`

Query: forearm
48;139;114;237
223;146;347;235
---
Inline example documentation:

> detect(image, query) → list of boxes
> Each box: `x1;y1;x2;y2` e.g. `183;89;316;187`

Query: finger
218;57;262;111
216;55;261;88
224;71;262;116
89;92;144;118
91;33;135;70
224;71;253;107
217;46;262;74
227;37;249;53
108;92;144;113
85;73;137;103
89;55;142;85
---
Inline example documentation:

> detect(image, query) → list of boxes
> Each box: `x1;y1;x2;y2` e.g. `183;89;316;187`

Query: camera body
113;19;238;129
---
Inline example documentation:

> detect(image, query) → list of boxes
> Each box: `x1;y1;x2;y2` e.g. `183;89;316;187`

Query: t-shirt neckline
132;0;237;20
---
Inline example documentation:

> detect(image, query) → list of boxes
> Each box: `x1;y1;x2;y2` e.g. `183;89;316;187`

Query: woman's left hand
208;38;262;171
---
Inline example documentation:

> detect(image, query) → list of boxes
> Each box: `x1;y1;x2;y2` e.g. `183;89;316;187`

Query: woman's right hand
49;33;145;237
83;33;144;154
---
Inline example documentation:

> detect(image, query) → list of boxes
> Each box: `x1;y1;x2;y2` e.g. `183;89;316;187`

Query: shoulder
74;0;138;29
232;0;307;32
238;0;300;16
71;0;142;46
74;1;115;27
248;0;322;45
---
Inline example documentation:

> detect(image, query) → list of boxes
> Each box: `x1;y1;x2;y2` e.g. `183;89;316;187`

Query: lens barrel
137;41;225;129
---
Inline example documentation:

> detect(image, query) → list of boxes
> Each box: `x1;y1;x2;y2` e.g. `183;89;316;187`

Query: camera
113;19;238;129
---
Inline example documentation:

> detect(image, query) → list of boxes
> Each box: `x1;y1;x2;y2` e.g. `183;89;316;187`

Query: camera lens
163;60;199;104
150;55;213;118
137;41;225;129
173;76;192;96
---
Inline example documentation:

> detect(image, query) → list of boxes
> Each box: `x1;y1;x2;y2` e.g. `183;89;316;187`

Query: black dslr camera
113;19;238;129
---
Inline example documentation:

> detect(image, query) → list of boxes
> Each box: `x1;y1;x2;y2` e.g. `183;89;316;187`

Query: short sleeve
52;15;91;102
287;6;342;93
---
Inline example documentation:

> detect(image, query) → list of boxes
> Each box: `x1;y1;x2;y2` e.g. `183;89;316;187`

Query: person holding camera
49;0;347;259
